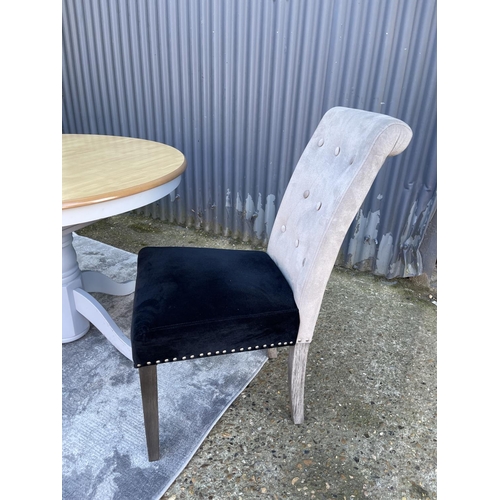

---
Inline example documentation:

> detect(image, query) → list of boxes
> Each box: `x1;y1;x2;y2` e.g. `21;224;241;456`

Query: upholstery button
318;138;324;147
303;190;310;198
281;225;286;232
334;146;340;156
316;202;322;210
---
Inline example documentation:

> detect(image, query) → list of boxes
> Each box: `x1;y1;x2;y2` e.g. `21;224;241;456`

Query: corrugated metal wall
62;0;437;279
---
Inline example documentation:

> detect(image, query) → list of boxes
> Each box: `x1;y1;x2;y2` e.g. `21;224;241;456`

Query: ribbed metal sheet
62;0;437;278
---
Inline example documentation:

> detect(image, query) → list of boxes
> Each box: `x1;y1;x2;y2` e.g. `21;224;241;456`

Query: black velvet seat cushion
131;247;300;367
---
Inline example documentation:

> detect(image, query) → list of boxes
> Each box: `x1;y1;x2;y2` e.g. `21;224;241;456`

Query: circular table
62;134;186;359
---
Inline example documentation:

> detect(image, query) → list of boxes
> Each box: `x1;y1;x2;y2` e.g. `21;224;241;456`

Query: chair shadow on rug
130;106;413;461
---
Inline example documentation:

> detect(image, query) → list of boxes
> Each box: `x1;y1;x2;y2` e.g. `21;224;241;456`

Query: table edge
62;157;187;210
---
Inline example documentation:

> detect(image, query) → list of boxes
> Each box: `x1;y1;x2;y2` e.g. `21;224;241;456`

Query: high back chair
131;106;413;461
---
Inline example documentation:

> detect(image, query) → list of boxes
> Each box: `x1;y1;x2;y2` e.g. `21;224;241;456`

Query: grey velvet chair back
267;107;413;344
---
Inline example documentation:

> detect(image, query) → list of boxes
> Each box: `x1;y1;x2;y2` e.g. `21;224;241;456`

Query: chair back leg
139;365;160;461
287;343;310;424
267;347;278;359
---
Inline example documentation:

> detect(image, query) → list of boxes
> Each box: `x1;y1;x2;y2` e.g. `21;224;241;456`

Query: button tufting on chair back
130;106;412;461
268;106;412;346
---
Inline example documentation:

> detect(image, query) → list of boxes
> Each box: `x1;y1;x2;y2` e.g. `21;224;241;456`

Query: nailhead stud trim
136;341;297;367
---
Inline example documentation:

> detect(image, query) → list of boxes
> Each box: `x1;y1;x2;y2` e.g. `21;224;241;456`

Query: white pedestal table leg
62;231;133;360
62;232;90;342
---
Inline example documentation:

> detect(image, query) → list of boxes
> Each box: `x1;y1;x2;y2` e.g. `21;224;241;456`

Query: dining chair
130;106;413;461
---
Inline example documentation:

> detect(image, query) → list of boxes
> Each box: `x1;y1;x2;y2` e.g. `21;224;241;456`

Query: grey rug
63;235;268;500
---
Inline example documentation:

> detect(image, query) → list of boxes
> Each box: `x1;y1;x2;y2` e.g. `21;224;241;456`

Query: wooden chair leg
287;342;310;424
267;347;278;359
138;365;160;461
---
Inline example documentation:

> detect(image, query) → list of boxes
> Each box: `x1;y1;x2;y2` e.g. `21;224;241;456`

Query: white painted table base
62;230;134;359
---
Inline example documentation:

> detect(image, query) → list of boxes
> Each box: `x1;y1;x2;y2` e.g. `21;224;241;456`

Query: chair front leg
138;365;160;461
287;342;310;424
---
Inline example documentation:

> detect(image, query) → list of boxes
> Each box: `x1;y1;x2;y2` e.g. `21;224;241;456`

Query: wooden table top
62;134;187;210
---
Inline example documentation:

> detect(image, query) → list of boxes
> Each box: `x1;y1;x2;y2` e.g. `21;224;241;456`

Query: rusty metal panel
62;0;437;278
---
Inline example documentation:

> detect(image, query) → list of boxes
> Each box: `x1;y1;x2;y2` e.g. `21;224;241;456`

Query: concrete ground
77;213;437;500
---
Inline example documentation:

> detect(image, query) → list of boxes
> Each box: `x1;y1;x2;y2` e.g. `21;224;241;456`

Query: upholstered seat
132;247;300;367
131;106;413;461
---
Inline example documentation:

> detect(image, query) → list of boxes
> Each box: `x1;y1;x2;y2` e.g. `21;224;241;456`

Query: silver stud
182;356;187;360
316;202;322;210
190;355;195;359
200;353;204;357
281;225;286;232
231;349;236;353
295;239;299;247
137;364;141;367
223;350;227;353
303;190;310;198
318;138;324;147
173;357;177;361
147;361;151;365
255;346;259;349
156;360;161;364
278;342;282;346
216;351;220;354
334;146;340;156
207;352;212;356
270;344;275;347
165;359;169;362
248;347;252;350
240;348;244;351
284;342;288;345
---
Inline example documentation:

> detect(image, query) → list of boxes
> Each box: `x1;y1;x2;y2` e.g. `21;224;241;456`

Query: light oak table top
63;134;187;210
